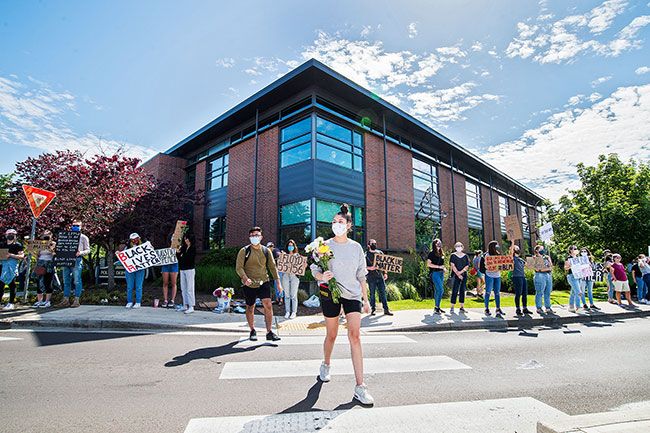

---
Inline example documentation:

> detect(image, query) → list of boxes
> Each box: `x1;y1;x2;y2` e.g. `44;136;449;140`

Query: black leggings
38;273;54;295
0;280;17;303
513;276;528;308
451;274;467;304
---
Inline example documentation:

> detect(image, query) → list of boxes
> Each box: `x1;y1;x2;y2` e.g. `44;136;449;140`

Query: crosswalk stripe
0;337;21;342
234;334;416;347
219;355;470;380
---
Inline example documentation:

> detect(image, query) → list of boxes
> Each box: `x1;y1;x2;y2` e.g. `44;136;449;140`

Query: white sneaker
319;362;331;382
3;303;15;311
284;312;290;319
125;302;133;309
568;307;576;313
132;303;141;309
184;306;194;314
41;301;51;308
354;384;374;405
33;301;43;308
290;313;297;319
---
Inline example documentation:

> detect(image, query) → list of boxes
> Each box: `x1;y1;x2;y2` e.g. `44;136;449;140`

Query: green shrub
194;265;241;294
385;283;403;301
397;280;421;301
199;247;241;267
298;289;309;303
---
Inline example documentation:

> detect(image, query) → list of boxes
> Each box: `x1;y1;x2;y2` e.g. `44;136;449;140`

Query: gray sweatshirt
310;238;368;301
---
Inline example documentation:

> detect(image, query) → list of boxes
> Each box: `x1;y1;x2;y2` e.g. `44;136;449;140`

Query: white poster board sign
569;256;593;278
539;222;554;242
116;241;161;273
155;248;178;266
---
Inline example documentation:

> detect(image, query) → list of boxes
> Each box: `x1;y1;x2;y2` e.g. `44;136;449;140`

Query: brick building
143;59;544;255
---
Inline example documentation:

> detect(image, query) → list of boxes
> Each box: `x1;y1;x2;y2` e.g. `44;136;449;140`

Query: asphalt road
1;317;649;433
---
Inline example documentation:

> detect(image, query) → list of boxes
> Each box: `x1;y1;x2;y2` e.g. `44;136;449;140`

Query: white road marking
234;334;416;347
0;336;21;342
219;355;470;380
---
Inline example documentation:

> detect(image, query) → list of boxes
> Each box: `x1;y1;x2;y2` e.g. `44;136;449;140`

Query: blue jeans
431;271;444;308
368;276;389;311
125;269;145;304
644;274;650;299
62;257;83;298
485;276;501;309
581;279;594;306
607;273;614;299
635;277;647;301
567;273;584;307
534;272;553;309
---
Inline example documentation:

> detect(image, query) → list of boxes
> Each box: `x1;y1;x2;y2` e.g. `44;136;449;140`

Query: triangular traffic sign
22;185;56;219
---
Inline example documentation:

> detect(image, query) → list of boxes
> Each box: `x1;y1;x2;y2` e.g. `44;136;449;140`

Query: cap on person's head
266;242;274;248
5;228;17;235
129;233;140;240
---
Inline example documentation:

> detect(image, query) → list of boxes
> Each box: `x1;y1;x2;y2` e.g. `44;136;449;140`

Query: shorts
613;280;630;292
321;296;362;318
161;263;178;273
243;281;273;306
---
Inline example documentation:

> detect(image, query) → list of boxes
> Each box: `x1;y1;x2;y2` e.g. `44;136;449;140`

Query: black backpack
244;245;271;267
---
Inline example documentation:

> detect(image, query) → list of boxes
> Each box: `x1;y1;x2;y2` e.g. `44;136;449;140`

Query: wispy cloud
636;66;650;74
408;22;418;39
591;75;613;86
407;82;500;123
215;57;235;68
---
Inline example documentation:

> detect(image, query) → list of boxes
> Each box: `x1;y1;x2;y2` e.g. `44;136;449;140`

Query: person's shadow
164;340;277;367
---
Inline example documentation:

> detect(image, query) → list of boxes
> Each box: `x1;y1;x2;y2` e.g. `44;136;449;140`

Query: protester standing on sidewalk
57;220;90;308
482;241;505;317
178;233;196;314
311;204;373;406
281;239;301;319
33;230;56;308
564;245;585;313
365;239;392;316
510;242;532;316
449;242;469;314
236;227;282;341
121;233;145;309
578;248;598;311
603;250;615;304
1;229;25;311
161;233;178;309
427;238;446;315
632;255;647;304
533;245;554;314
639;255;650;303
472;250;485;298
611;253;634;307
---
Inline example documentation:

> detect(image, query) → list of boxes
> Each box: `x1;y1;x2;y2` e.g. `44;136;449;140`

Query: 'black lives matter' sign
373;254;403;273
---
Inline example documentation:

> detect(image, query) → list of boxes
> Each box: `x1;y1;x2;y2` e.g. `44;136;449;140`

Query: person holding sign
178;233;197;314
631;254;647;304
56;220;91;308
281;239;301;319
532;245;554;314
480;241;505;317
365;239;392;316
449;242;469;314
0;229;25;311
510;243;532;316
611;253;634;307
427;239;446;315
472;250;485;299
33;230;56;308
564;246;584;313
120;233;146;309
161;233;179;309
579;248;600;311
639;255;650;303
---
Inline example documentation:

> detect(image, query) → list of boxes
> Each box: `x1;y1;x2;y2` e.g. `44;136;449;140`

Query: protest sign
373;254;404;273
155;248;178;266
0;249;8;260
526;255;552;272
170;220;188;249
54;231;81;267
485;255;514;272
539;222;554;242
504;215;523;240
116;241;161;273
276;253;308;276
24;239;50;256
569;256;593;278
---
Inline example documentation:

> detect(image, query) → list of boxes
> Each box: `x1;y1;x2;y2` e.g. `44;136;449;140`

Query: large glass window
279;200;312;246
205;216;226;250
280;117;312;168
499;195;510;250
466;181;481;209
316;117;364;172
413;157;441;252
466;181;483;250
315;200;365;244
206;153;229;191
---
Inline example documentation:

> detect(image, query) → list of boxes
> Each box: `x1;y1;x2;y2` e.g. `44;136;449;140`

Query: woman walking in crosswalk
310;203;374;405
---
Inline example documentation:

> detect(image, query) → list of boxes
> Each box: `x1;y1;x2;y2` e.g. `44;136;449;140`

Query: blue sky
1;0;649;201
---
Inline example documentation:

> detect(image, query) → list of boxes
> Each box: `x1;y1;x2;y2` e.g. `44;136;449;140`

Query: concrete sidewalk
537;401;650;432
1;300;649;334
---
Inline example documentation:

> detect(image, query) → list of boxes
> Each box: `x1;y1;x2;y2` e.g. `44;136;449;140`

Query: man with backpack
236;227;283;342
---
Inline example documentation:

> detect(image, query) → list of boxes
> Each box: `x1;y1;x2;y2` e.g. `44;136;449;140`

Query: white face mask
455;246;463;252
581;252;588;257
249;236;261;245
331;222;348;236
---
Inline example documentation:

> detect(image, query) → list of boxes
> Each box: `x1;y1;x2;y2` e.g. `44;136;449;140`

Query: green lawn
388;287;609;311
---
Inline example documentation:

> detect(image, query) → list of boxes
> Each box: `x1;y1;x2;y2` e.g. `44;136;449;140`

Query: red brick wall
437;166;454;248
225;137;255;247
255;127;279;243
480;184;496;248
386;142;415;251
364;133;387;248
193;161;207;248
453;172;469;249
140;153;186;184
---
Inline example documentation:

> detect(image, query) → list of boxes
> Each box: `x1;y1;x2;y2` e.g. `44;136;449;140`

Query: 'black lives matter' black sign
54;231;81;267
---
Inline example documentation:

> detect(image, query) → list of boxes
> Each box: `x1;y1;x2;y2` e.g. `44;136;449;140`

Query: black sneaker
266;331;281;341
485;308;491;316
523;308;533;315
384;310;394;316
370;309;376;316
459;307;467;313
168;301;175;309
438;308;446;314
590;304;600;310
496;308;505;316
516;308;523;316
249;329;257;341
433;307;440;315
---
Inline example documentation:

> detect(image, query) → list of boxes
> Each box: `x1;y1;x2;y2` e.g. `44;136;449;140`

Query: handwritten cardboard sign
116;241;161;273
526;256;552;272
0;249;8;261
569;256;593;278
539;222;554;242
485;255;514;272
373;254;404;273
155;248;178;266
24;239;50;256
504;215;523;241
276;253;308;276
54;231;81;267
170;220;188;249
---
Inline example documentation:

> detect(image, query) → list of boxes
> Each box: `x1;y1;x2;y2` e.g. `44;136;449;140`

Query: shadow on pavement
164;340;277;367
32;331;146;347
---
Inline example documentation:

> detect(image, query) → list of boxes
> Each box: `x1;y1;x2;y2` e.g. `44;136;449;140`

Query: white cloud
505;1;650;63
482;84;650;201
408;22;418;39
215;57;235;68
567;94;585;105
589;92;603;102
407;82;500;123
471;41;483;51
0;75;157;163
636;66;650;74
591;75;613;86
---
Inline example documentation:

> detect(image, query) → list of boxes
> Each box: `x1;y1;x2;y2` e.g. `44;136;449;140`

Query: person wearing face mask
533;245;554;314
631;254;647;304
365;239;392;316
564;245;584;313
281;239;301;319
611;253;634;307
177;233;197;314
235;227;282;341
427;238;446;314
510;242;532;316
639;255;650;303
33;230;56;308
579;248;599;310
602;250;615;304
449;242;469;314
311;204;373;406
480;240;505;317
160;232;179;309
472;250;485;299
0;229;25;311
57;219;91;308
119;233;146;309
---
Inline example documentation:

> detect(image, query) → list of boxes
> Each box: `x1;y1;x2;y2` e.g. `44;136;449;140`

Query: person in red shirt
611;253;634;307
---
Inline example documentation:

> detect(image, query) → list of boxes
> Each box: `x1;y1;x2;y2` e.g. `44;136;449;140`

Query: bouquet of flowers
305;237;342;304
213;287;234;313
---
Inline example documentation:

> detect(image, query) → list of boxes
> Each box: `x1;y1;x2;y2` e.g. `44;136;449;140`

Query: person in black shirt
177;233;196;314
449;242;470;314
365;239;392;316
427;238;446;314
1;229;25;310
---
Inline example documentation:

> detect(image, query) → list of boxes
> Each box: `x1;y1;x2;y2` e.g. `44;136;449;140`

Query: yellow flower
318;244;330;254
